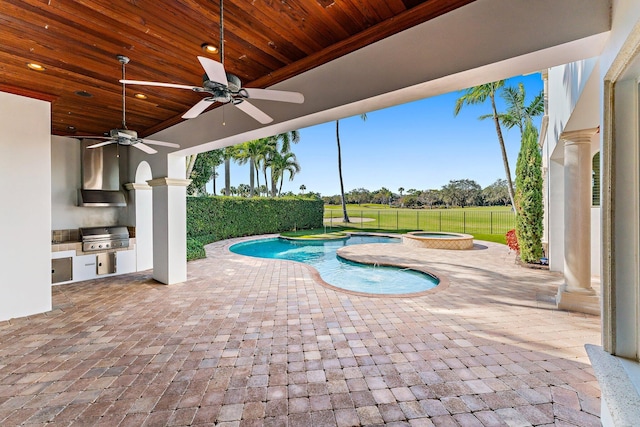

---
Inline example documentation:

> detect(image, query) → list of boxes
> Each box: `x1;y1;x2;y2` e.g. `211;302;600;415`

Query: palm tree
268;151;301;196
275;130;300;154
262;131;300;196
235;139;271;197
336;114;367;222
222;146;238;197
454;80;516;209
493;83;544;136
299;184;306;195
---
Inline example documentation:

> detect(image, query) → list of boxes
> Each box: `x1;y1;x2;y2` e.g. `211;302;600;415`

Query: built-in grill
80;226;130;252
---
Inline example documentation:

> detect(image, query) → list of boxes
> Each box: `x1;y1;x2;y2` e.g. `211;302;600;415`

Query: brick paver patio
0;236;601;426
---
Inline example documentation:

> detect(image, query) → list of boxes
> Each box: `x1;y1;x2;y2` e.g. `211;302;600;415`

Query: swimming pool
229;235;439;295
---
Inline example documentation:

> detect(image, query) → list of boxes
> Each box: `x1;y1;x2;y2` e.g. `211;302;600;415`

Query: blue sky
209;73;544;196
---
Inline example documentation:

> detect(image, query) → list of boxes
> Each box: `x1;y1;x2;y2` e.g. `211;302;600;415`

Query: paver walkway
0;236;601;426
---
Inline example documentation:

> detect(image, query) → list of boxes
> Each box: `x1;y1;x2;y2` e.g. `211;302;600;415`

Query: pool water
229;235;439;295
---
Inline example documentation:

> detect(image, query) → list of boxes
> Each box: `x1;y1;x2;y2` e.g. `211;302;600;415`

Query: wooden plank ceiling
0;0;474;137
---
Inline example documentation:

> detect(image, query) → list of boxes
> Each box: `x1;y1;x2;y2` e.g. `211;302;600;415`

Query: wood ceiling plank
384;0;412;15
289;1;359;46
344;0;388;25
178;0;315;63
5;0;204;85
1;0;473;137
233;1;341;53
248;0;476;89
327;0;366;32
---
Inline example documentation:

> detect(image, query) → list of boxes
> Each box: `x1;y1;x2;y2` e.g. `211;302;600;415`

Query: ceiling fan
120;0;304;123
74;55;180;154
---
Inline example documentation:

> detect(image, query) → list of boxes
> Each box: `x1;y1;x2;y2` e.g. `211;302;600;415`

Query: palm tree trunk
336;120;350;223
249;158;255;197
186;154;197;179
490;94;516;210
270;169;277;197
263;168;269;195
213;166;217;195
224;157;231;196
254;162;261;190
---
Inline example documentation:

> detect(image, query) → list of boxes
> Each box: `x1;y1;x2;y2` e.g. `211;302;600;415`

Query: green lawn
322;206;514;244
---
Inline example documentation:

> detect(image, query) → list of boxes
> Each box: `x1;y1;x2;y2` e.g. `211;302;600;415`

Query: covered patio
0;238;600;426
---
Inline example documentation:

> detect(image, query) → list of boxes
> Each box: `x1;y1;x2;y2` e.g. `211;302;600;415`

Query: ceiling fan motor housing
109;128;139;145
225;73;241;92
202;72;241;93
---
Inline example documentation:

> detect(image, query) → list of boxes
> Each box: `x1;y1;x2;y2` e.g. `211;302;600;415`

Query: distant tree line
321;178;511;208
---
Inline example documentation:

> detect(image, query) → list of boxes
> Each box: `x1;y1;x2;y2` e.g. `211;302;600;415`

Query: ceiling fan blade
244;88;304;104
132;142;158;154
120;79;198;91
74;136;111;140
141;139;181;148
182;99;213;119
86;140;116;149
234;100;273;124
197;56;228;86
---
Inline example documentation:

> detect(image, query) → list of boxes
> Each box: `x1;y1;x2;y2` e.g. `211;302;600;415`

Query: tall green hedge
186;196;324;260
515;121;543;263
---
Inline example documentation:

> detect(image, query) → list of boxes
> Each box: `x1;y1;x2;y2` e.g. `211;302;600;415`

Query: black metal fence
324;209;515;234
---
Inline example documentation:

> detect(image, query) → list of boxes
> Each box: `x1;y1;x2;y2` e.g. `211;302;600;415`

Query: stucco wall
0;92;52;321
545;58;602;276
51;136;125;229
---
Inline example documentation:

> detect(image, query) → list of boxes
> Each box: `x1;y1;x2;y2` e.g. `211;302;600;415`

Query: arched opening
130;161;153;271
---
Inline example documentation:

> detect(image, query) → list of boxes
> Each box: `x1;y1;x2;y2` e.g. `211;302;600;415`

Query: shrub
505;229;519;253
186;196;324;260
514;121;543;263
187;237;206;261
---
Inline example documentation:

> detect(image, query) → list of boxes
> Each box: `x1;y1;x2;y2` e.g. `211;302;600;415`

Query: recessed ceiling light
74;90;93;98
201;43;219;54
134;93;148;100
27;62;45;71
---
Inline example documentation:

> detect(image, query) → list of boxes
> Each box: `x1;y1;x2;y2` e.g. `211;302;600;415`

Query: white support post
556;128;600;315
147;177;191;285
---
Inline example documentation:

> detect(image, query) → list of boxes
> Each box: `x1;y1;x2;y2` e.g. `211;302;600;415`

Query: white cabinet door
116;250;136;274
73;254;97;282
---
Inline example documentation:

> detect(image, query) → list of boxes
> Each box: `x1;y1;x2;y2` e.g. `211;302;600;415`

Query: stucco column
147;177;191;285
557;128;599;315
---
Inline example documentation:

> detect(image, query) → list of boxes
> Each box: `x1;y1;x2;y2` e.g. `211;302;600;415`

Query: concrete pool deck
0;236;601;426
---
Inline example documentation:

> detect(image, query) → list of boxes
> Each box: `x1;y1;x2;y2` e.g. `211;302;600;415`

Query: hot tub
402;231;474;250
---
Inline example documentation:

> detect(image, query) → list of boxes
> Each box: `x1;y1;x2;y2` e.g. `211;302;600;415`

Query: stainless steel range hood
78;140;127;207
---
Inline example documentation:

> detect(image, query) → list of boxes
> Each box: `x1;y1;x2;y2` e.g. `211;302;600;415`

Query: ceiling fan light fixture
134;93;148;99
201;43;219;54
27;62;45;71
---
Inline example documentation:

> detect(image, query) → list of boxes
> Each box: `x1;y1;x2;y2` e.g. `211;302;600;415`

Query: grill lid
80;226;129;241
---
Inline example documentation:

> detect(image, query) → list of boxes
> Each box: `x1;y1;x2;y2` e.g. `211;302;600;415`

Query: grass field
322;206;514;244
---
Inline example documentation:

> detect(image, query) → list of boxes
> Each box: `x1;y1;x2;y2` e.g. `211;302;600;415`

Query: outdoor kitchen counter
51;238;136;255
51;239;137;284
